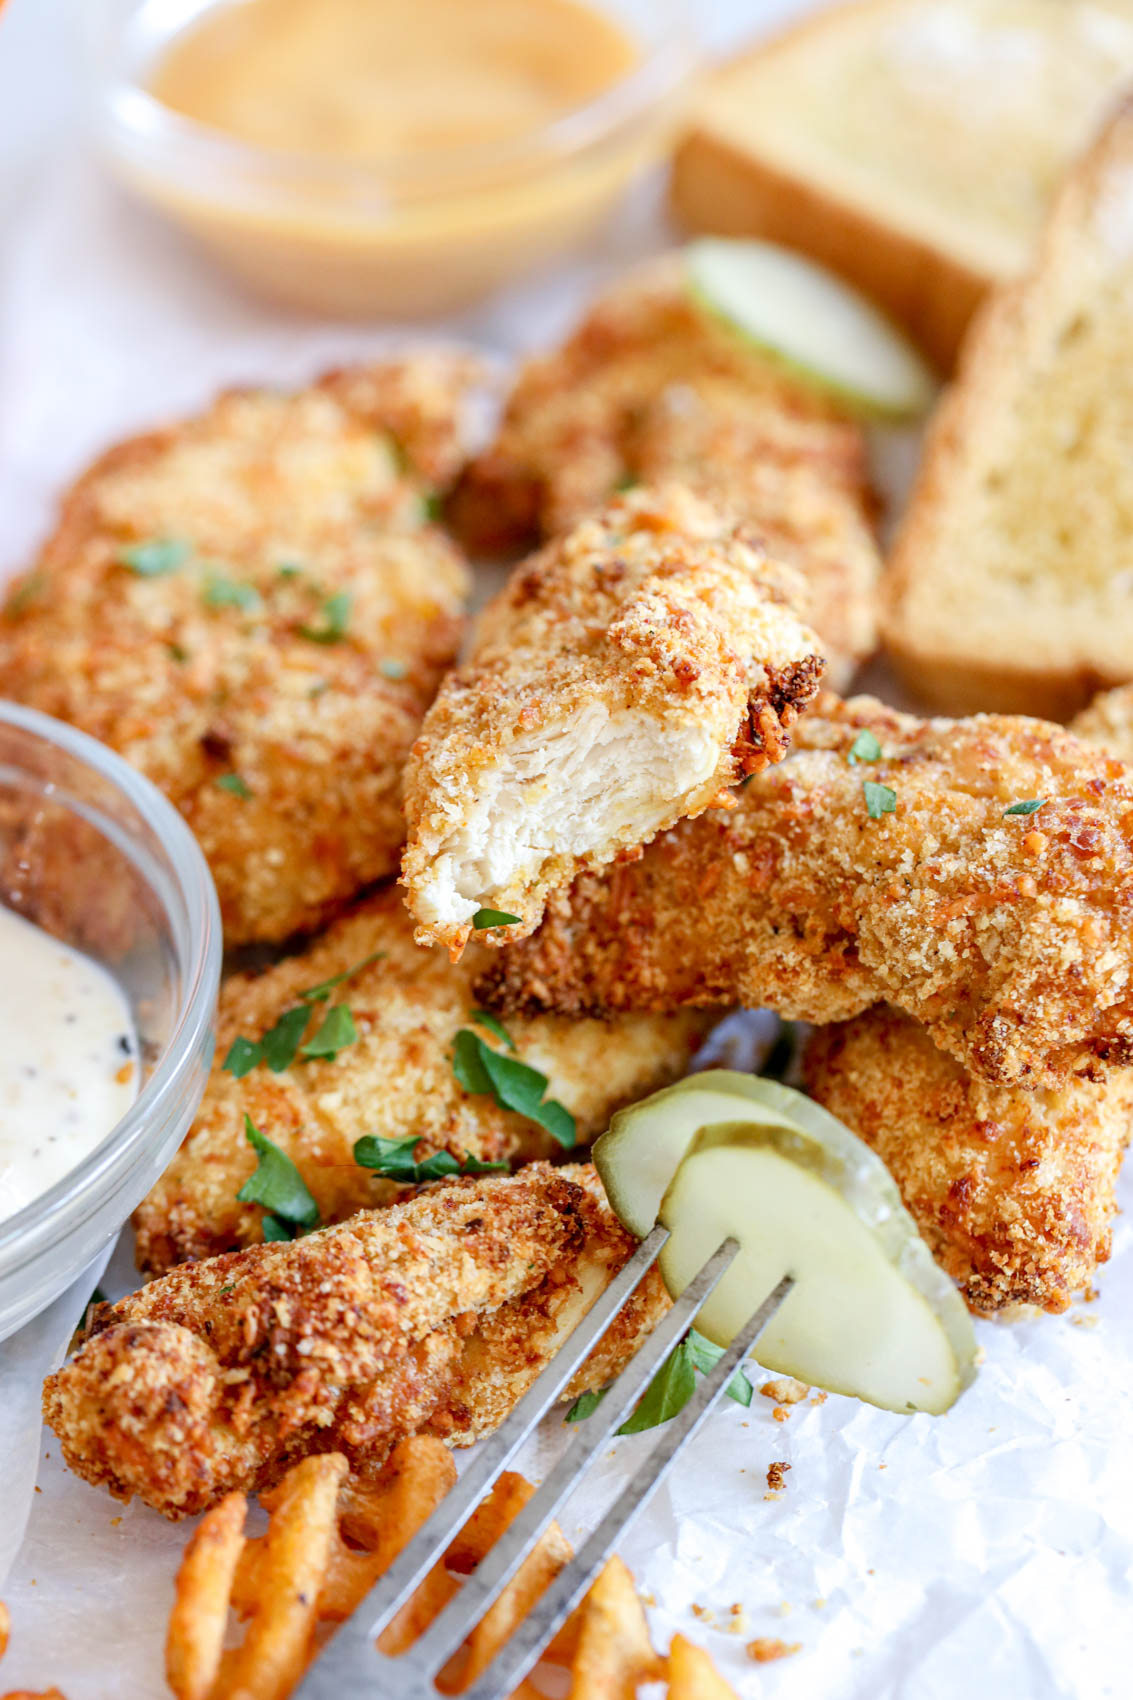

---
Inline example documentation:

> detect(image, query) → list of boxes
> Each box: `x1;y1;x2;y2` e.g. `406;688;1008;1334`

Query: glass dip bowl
86;0;697;317
0;703;221;1341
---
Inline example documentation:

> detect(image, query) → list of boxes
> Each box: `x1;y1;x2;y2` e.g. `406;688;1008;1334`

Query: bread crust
882;94;1133;719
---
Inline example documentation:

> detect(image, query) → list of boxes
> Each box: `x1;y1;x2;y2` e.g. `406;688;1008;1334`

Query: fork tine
462;1269;795;1700
293;1223;670;1700
404;1238;743;1678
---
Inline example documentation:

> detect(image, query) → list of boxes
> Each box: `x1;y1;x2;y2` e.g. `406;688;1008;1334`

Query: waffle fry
166;1443;742;1700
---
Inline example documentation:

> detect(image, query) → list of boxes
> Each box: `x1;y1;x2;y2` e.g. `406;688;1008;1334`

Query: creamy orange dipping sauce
149;0;639;160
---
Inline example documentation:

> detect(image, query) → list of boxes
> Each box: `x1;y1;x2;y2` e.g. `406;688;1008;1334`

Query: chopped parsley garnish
564;1388;606;1423
420;491;444;523
236;1115;320;1240
863;780;897;820
6;572;45;614
119;537;191;577
221;954;380;1076
297;952;383;1004
472;908;522;929
299;1003;357;1061
300;589;352;644
1004;798;1046;817
309;679;329;699
569;1331;753;1434
469;1009;515;1050
277;562;303;580
353;1133;508;1184
452;1029;575;1148
379;658;408;680
847;729;883;765
614;472;639;492
204;574;262;612
215;772;252;799
167;641;189;663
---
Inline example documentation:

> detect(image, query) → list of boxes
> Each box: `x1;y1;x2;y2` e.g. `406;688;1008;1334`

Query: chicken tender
1071;683;1133;761
45;1165;670;1519
402;485;823;955
480;694;1133;1090
0;359;475;945
135;888;708;1274
454;259;880;684
802;1007;1131;1314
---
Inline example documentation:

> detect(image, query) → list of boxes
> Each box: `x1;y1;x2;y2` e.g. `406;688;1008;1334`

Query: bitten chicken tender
802;1006;1131;1314
45;1165;670;1519
454;258;880;684
134;888;708;1275
402;485;823;955
480;694;1133;1090
0;359;476;944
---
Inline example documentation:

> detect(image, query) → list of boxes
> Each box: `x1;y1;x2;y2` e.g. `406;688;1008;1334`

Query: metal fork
293;1229;794;1700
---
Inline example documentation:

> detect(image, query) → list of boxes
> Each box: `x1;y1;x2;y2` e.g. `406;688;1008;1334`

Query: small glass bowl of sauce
87;0;696;317
0;702;221;1340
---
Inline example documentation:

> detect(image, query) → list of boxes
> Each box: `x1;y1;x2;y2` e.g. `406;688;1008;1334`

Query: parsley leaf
847;729;882;765
298;953;383;1004
451;1029;576;1148
300;1003;357;1061
617;1340;697;1434
300;589;352;644
469;1010;515;1050
614;1331;753;1435
119;537;191;577
565;1389;606;1423
1004;798;1046;817
863;780;897;820
221;1035;263;1079
236;1115;320;1232
353;1133;508;1183
260;1004;315;1072
204;574;262;611
5;572;45;614
277;562;303;580
378;658;408;680
215;772;252;799
420;491;444;523
472;908;522;929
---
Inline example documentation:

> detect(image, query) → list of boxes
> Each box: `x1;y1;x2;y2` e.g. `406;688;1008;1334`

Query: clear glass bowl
86;0;697;317
0;703;221;1340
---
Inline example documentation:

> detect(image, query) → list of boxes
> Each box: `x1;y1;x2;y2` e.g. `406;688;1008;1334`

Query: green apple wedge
593;1071;976;1415
685;237;937;422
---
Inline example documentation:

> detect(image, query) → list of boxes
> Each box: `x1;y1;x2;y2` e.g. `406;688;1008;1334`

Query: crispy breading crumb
766;1461;792;1492
760;1377;809;1404
747;1638;802;1664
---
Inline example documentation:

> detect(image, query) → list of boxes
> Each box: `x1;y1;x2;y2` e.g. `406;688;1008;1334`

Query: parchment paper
2;82;1133;1700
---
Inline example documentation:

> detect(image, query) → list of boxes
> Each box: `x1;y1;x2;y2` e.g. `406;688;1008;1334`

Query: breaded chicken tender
46;1165;670;1519
802;1007;1131;1314
0;360;475;944
402;486;823;955
135;888;708;1274
1071;683;1133;761
454;259;880;684
480;694;1133;1090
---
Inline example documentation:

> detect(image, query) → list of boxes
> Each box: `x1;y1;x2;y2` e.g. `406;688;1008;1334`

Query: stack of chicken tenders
5;261;1131;1522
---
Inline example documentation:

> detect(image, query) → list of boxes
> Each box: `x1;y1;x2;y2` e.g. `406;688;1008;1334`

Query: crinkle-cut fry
218;1455;346;1700
438;1475;574;1693
562;1556;665;1699
168;1493;248;1700
666;1634;742;1699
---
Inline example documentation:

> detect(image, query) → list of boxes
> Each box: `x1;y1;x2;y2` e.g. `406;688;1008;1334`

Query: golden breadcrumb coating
479;693;1133;1090
45;1165;670;1519
454;259;879;684
802;1006;1131;1314
0;359;476;945
1071;683;1133;762
134;888;708;1275
402;485;823;955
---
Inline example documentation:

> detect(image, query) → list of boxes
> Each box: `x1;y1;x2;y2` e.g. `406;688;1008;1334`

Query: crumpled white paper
2;107;1133;1700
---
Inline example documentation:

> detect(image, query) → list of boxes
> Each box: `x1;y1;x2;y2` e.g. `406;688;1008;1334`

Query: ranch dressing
0;907;138;1224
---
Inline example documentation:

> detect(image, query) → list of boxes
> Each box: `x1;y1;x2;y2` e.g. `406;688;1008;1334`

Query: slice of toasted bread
882;94;1133;719
671;0;1133;371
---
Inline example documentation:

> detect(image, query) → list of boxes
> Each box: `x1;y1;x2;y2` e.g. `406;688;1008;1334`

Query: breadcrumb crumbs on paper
810;1391;828;1406
772;1406;790;1423
766;1461;791;1491
726;1604;747;1635
691;1604;714;1624
747;1638;802;1664
760;1376;809;1403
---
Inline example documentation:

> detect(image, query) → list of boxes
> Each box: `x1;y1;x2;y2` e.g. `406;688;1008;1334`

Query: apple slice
593;1071;976;1415
686;237;936;422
